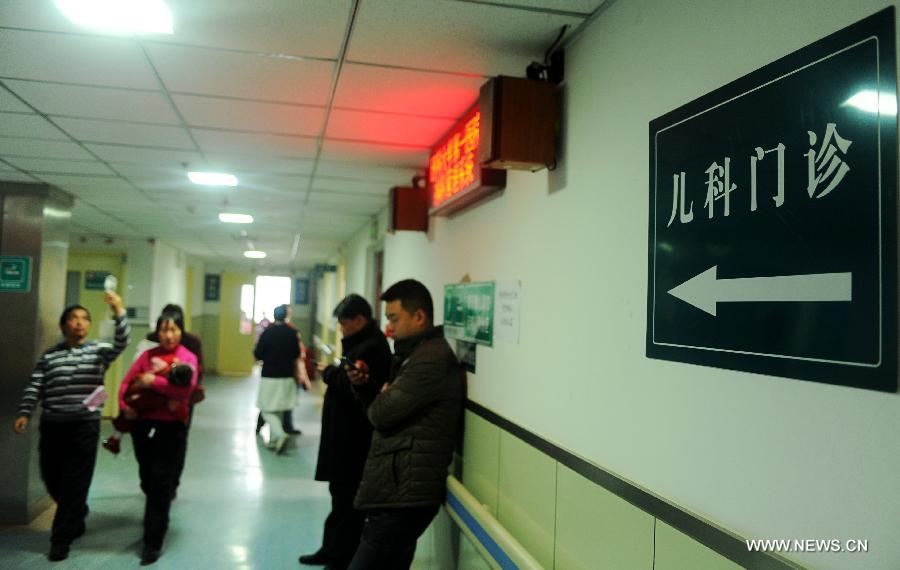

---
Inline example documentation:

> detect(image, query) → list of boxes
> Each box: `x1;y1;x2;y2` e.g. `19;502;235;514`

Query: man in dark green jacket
347;279;463;569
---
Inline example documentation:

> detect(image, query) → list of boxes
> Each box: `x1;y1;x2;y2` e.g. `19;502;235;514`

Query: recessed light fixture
188;171;238;187
244;250;266;259
54;0;174;35
219;213;253;224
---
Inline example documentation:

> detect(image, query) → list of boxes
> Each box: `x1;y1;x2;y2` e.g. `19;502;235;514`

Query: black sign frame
646;8;897;392
204;274;220;302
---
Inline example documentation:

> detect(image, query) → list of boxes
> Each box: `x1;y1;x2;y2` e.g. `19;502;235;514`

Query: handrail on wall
445;475;543;570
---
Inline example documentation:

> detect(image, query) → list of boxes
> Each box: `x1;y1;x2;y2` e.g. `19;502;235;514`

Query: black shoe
299;549;328;565
140;545;161;565
285;428;302;435
73;520;86;539
48;542;69;562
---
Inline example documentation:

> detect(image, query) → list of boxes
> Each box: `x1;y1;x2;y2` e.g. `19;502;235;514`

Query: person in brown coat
346;279;464;569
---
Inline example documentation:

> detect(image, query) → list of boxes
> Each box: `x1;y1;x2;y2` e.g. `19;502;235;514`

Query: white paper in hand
83;385;108;412
104;275;118;293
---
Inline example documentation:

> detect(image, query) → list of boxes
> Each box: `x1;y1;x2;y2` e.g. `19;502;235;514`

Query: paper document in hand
83;386;108;412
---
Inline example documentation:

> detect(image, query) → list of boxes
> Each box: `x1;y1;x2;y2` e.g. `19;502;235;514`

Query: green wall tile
462;410;501;516
497;431;557;569
555;464;655;569
655;520;744;570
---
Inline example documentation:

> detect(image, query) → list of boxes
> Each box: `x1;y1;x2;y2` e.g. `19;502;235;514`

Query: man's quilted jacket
353;325;463;509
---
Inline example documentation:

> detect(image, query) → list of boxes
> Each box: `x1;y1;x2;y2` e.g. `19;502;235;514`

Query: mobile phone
339;356;358;370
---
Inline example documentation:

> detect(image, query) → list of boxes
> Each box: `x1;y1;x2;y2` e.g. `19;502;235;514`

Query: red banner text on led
429;108;481;209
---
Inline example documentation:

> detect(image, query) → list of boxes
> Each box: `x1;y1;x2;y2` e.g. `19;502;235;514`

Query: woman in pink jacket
119;311;197;565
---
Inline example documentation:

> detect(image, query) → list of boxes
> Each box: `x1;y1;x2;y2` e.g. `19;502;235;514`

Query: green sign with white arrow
646;9;897;392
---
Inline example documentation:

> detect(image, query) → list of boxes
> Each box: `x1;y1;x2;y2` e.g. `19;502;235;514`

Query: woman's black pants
131;420;187;549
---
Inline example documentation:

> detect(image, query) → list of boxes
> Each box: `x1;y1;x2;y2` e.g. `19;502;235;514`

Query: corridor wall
370;1;900;568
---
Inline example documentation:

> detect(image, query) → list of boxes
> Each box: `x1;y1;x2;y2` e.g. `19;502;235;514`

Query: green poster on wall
444;282;494;346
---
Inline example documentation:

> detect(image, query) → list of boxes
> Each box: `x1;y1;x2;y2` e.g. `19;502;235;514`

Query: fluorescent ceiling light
188;171;238;187
843;90;897;116
244;250;267;259
55;0;174;35
219;213;253;224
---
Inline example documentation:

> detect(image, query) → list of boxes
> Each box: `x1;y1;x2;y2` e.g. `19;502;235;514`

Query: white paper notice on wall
494;280;521;344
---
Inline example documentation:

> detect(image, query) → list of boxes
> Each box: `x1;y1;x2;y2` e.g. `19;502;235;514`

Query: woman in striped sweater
14;292;130;562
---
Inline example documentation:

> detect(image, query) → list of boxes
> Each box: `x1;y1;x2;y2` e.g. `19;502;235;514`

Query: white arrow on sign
667;266;852;316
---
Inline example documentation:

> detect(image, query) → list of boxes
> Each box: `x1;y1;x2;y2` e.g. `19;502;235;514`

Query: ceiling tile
4;80;180;123
54;117;195;148
311;177;393;195
112;164;193;191
37;174;126;188
85;144;203;168
193;129;317;158
334;64;483;118
5;157;113;176
148;43;334;105
315;161;416;182
347;0;585;76
0;138;93;160
478;0;601;13
0;112;68;140
0;29;159;89
204;153;315;175
160;0;350;58
320;140;428;168
326;108;453;147
0;170;36;182
307;191;386;210
174;94;326;136
0;85;32;112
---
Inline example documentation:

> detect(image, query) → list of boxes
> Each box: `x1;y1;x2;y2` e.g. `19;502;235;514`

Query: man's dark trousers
347;505;440;569
39;419;100;545
321;479;366;568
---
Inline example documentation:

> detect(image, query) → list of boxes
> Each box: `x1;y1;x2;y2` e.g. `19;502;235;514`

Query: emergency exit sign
646;9;897;392
0;256;32;293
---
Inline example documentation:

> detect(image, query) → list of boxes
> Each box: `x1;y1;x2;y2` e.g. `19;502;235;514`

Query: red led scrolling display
429;106;482;211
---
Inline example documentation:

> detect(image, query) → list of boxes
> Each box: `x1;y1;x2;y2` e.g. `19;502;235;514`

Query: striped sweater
17;315;130;422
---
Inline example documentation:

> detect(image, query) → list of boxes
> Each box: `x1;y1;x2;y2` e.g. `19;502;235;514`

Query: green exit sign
0;256;32;293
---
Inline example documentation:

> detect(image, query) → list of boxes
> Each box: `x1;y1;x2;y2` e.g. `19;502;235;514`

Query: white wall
343;214;384;306
375;2;900;569
186;255;205;318
149;240;187;321
124;239;154;324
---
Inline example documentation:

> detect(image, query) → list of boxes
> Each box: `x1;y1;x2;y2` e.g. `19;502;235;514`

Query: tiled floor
0;375;332;569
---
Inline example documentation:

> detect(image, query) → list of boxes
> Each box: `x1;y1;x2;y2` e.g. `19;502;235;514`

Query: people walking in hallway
13;293;130;562
254;304;302;454
119;312;198;565
346;280;464;569
300;294;391;569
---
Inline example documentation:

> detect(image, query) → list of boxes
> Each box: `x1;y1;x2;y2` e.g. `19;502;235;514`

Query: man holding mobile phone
345;279;464;569
300;295;391;569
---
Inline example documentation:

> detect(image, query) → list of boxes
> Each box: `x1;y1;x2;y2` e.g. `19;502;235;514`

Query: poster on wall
444;282;494;346
646;8;897;392
295;278;310;305
456;340;477;373
84;270;111;290
204;274;220;301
